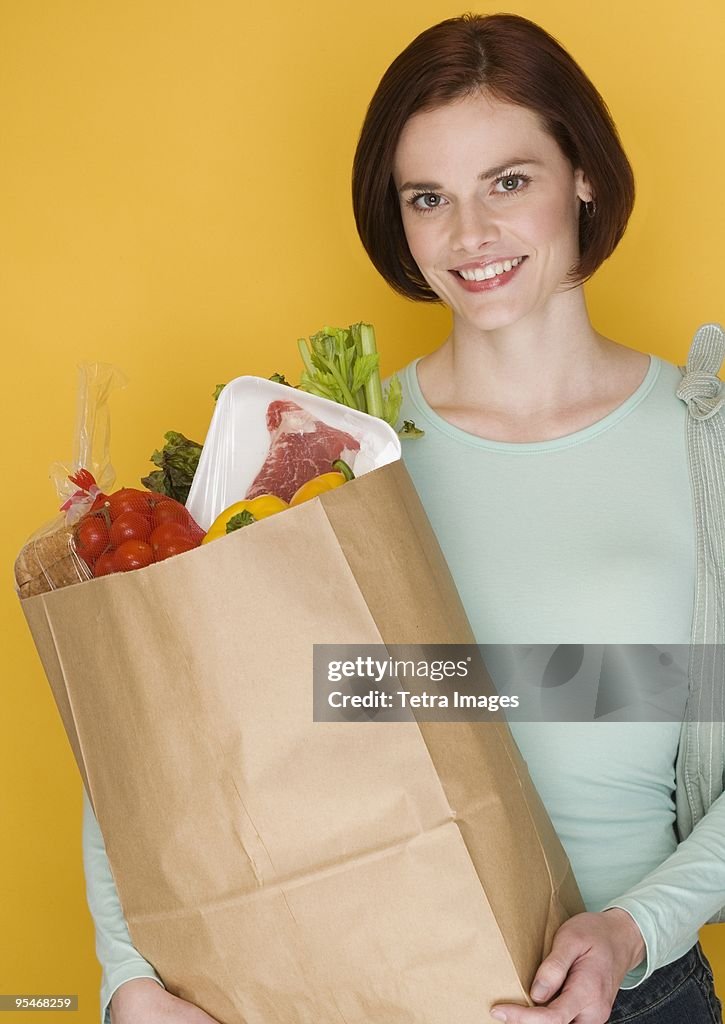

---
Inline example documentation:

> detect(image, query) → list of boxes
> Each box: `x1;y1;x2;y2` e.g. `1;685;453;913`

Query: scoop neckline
405;352;660;453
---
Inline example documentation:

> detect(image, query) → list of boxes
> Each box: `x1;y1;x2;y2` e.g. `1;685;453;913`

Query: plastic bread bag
14;363;204;598
14;363;124;597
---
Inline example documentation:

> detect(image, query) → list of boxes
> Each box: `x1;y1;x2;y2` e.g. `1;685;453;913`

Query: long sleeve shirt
394;351;725;986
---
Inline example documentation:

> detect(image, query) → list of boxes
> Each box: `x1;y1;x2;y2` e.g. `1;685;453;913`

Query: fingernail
531;982;549;1000
490;1012;507;1022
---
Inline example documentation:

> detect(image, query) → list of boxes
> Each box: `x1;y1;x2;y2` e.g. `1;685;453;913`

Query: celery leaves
297;321;406;430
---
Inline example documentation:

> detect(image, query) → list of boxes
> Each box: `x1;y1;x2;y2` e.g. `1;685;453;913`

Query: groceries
16;321;416;599
207;322;420;440
201;494;289;543
78;484;205;577
288;461;352;505
141;431;204;505
15;521;83;599
296;322;402;427
201;458;356;544
186;376;401;531
244;399;360;503
14;470;206;595
15;368;399;594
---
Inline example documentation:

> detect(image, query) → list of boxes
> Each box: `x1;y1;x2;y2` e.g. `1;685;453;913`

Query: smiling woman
391;95;596;333
352;12;634;304
351;11;725;1024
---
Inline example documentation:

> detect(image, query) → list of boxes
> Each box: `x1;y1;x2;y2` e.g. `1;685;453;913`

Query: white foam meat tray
186;376;402;530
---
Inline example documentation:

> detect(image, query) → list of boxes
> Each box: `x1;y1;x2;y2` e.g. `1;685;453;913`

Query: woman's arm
81;787;165;1024
602;785;725;984
490;790;725;1022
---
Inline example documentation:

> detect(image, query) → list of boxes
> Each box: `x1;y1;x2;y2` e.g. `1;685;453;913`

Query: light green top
396;350;725;986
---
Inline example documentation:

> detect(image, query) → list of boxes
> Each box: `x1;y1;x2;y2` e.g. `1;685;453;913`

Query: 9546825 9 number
0;995;78;1011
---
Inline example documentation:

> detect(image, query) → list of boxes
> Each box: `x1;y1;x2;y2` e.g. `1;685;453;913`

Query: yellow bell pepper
201;494;288;543
289;472;346;506
288;459;355;507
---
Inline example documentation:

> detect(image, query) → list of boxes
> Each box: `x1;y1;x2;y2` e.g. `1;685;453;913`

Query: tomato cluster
74;488;205;578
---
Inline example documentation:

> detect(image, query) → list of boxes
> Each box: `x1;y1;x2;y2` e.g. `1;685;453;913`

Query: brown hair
351;12;635;302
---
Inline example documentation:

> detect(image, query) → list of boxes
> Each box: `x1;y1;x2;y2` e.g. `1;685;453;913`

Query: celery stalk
297;337;316;377
351;322;384;419
322;357;359;409
297;321;415;433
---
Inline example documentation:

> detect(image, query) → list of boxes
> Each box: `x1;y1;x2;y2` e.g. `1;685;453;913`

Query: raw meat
245;400;361;503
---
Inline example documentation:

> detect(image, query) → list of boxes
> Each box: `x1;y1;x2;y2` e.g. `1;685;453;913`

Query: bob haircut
352;12;635;302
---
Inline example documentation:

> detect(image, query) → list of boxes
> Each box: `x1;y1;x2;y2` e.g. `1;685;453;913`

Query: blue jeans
607;943;722;1022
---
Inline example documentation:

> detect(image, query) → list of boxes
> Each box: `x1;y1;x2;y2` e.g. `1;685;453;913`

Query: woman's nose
449;201;499;252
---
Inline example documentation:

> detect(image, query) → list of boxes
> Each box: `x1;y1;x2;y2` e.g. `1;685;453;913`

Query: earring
584;199;597;218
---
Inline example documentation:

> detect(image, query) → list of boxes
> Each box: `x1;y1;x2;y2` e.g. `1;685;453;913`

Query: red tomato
107;488;153;521
151;500;188;527
187;519;206;543
153;535;198;562
75;547;96;570
93;551;116;577
109;511;151;547
149;521;192;555
75;512;110;569
76;515;110;560
112;540;154;572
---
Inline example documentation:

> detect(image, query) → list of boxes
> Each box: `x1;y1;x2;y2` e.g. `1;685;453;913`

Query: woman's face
392;91;592;332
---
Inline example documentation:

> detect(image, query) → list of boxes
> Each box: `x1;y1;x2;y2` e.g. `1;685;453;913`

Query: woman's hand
490;908;645;1024
110;978;223;1023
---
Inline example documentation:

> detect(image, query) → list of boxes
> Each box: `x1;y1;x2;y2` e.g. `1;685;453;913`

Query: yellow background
2;0;724;1019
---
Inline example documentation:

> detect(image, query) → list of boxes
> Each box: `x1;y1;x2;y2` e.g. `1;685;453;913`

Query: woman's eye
494;173;530;194
408;192;446;212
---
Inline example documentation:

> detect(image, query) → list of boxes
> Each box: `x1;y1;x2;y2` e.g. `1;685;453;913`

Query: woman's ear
574;168;594;204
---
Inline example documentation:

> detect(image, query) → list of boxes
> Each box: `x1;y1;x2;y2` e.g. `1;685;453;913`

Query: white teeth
456;257;524;281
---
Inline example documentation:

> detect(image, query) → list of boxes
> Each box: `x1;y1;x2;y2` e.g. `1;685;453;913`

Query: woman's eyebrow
397;157;542;193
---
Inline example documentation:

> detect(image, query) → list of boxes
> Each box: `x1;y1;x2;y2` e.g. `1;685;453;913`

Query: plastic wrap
14;364;203;597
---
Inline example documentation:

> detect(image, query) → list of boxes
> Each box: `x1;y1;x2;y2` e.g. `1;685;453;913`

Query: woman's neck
415;297;651;442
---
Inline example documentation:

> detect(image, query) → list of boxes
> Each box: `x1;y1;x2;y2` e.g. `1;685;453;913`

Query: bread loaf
14;519;90;598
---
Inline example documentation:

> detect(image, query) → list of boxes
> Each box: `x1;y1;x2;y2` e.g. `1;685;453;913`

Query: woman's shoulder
641;352;687;419
653;351;685;386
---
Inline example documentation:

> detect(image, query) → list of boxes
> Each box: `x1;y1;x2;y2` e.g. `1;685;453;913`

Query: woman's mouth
449;255;528;292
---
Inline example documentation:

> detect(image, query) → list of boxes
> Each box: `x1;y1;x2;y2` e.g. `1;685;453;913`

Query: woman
85;12;725;1024
352;11;725;1024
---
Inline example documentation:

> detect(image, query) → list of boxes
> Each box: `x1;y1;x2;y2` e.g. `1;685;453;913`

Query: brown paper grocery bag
21;458;583;1024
